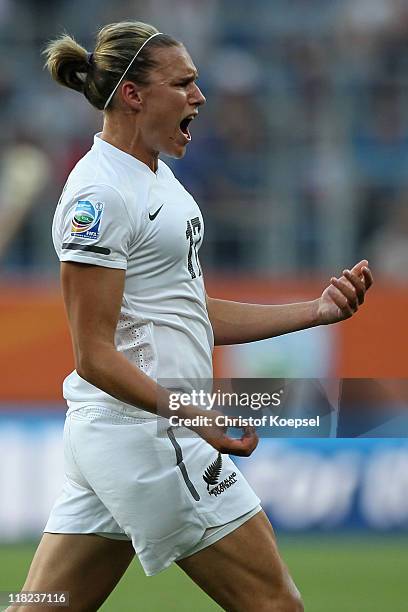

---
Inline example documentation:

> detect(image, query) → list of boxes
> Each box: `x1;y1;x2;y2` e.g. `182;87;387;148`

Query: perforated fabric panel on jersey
115;314;157;379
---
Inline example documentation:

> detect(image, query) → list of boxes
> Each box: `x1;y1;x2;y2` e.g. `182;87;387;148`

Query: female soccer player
13;21;372;611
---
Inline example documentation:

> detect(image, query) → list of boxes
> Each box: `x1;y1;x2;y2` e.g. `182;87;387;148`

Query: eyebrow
179;69;199;81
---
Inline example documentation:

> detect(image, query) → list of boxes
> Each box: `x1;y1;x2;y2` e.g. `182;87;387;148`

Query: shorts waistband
66;400;156;419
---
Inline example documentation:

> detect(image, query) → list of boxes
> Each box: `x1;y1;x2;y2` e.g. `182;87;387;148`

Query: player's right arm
61;261;258;457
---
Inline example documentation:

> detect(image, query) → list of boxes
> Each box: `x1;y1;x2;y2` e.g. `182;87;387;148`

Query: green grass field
0;535;407;611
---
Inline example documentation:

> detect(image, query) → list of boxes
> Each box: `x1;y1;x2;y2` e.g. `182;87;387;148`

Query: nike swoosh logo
149;204;164;221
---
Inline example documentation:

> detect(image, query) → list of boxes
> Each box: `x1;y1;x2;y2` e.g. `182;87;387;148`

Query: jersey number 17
186;217;202;279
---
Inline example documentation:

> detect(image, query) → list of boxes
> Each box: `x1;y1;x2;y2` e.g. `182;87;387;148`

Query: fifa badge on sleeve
71;200;104;239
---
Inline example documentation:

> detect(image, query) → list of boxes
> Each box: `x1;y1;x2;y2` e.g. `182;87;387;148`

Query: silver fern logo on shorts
203;453;238;497
203;452;222;490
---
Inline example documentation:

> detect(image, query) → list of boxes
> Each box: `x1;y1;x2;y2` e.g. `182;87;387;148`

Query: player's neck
101;117;159;173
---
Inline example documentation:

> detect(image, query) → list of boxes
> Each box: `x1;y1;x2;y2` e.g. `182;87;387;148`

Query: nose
191;82;206;107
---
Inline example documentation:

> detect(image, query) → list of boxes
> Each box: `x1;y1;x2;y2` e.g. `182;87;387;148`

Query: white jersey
52;133;213;415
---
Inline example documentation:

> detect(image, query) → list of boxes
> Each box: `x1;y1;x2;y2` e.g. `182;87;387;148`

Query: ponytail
43;22;180;111
43;34;89;94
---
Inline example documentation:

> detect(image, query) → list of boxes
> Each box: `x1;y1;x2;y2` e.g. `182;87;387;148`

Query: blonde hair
43;21;180;110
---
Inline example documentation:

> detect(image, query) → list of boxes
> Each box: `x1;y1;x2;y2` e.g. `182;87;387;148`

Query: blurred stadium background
1;0;407;610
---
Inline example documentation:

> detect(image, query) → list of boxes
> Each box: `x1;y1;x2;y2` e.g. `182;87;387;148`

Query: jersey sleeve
57;184;136;270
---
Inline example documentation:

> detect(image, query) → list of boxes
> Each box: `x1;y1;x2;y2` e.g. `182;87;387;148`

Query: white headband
103;32;163;110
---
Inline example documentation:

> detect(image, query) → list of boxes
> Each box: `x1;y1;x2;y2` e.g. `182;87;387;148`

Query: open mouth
179;114;196;141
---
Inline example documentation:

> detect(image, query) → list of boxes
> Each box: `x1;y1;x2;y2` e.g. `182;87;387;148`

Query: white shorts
44;405;261;575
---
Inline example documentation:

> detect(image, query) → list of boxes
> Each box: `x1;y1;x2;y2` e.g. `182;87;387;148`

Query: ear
121;81;144;110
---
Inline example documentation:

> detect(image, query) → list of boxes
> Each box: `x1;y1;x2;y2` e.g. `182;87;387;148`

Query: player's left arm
206;260;373;346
